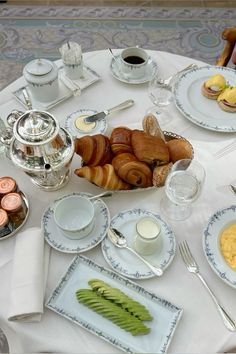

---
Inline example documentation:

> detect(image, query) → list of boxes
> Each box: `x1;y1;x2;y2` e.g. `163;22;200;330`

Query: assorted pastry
201;73;236;112
74;114;193;190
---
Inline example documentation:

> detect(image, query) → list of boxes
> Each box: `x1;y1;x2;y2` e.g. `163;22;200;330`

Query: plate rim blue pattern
203;204;236;288
110;55;158;84
46;254;183;354
174;65;236;133
101;208;176;279
64;108;107;138
41;192;110;254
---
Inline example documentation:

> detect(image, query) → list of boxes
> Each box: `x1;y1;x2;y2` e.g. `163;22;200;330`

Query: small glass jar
133;216;162;256
1;192;26;228
0;176;17;199
0;208;13;237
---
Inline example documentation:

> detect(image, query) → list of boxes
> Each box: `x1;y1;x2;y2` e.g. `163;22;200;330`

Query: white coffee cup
119;47;149;79
54;195;97;239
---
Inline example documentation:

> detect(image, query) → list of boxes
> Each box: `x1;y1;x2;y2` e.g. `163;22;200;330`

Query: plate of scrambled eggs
203;205;236;289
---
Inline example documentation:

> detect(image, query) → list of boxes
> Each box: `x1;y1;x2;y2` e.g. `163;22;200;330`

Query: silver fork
157;63;198;86
179;240;236;332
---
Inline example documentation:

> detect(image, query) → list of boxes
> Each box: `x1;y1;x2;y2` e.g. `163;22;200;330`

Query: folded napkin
8;227;50;322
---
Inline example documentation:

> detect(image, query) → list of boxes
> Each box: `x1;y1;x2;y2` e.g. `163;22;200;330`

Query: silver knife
84;99;134;123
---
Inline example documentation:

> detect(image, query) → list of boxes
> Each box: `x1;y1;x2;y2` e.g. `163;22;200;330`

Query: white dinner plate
46;255;183;354
101;208;176;279
203;205;236;289
110;55;158;84
174;66;236;132
41;192;110;253
64;109;107;138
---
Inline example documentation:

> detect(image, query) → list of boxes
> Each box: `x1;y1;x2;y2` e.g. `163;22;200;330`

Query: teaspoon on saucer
88;191;113;200
107;228;163;277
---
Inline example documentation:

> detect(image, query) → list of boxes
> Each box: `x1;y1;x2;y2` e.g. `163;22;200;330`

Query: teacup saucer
101;208;176;279
42;192;110;253
64;109;107;138
110;55;158;84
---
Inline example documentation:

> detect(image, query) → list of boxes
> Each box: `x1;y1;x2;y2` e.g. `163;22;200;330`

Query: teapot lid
25;59;53;76
13;110;59;145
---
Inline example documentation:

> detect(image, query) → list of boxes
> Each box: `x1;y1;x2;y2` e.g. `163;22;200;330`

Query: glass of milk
133;216;162;256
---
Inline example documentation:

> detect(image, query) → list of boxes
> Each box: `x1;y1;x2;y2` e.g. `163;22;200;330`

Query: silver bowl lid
13;110;59;145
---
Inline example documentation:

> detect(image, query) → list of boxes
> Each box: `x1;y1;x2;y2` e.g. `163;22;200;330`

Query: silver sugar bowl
9;110;74;191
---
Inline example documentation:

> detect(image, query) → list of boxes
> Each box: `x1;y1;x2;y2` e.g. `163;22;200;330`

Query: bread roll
112;153;153;188
131;130;169;165
142;113;166;141
167;139;193;163
152;162;173;187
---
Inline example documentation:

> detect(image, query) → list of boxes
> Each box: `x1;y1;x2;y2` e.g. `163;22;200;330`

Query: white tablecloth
0;50;236;353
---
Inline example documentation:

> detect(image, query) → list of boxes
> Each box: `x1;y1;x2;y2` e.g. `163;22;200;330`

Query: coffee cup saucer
110;55;158;84
41;192;110;253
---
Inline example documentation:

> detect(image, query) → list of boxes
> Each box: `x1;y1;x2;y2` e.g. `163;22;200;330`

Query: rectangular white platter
46;255;183;353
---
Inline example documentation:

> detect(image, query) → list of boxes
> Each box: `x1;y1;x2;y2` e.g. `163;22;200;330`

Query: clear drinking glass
147;69;174;126
160;159;206;221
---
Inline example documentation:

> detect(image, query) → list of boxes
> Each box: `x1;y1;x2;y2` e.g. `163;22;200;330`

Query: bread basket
77;131;194;193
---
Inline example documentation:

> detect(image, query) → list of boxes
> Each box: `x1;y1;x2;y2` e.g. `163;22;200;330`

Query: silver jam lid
13;110;59;144
25;59;53;76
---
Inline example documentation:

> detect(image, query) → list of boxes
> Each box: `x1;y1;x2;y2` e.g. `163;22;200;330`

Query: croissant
74;134;113;166
110;127;133;155
112;153;153;188
74;164;131;190
131;130;169;165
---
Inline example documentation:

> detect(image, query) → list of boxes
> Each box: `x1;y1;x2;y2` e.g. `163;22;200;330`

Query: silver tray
0;191;29;241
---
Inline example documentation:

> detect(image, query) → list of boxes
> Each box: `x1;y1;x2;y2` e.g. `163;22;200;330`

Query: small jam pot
0;176;17;199
1;192;26;228
0;208;13;237
133;216;161;256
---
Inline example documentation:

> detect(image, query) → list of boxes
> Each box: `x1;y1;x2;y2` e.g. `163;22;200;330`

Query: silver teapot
6;110;74;191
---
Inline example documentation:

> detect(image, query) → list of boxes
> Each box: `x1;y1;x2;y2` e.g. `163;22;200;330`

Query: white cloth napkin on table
8;227;50;322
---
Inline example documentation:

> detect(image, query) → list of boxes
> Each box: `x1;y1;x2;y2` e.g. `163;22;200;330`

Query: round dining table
0;49;236;353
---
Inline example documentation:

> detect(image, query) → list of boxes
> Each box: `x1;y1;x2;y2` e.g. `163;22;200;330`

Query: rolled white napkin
8;227;50;322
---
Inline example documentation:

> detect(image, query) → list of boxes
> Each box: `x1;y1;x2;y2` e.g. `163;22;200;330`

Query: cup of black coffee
119;47;148;79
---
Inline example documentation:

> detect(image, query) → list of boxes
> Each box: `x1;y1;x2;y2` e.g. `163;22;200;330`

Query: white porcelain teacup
54;195;97;239
118;47;149;79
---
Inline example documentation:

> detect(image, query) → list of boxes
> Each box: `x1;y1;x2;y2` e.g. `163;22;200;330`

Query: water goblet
160;159;206;221
147;69;174;126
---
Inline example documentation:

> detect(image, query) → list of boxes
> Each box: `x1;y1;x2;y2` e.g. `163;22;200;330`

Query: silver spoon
107;228;163;277
88;191;113;201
